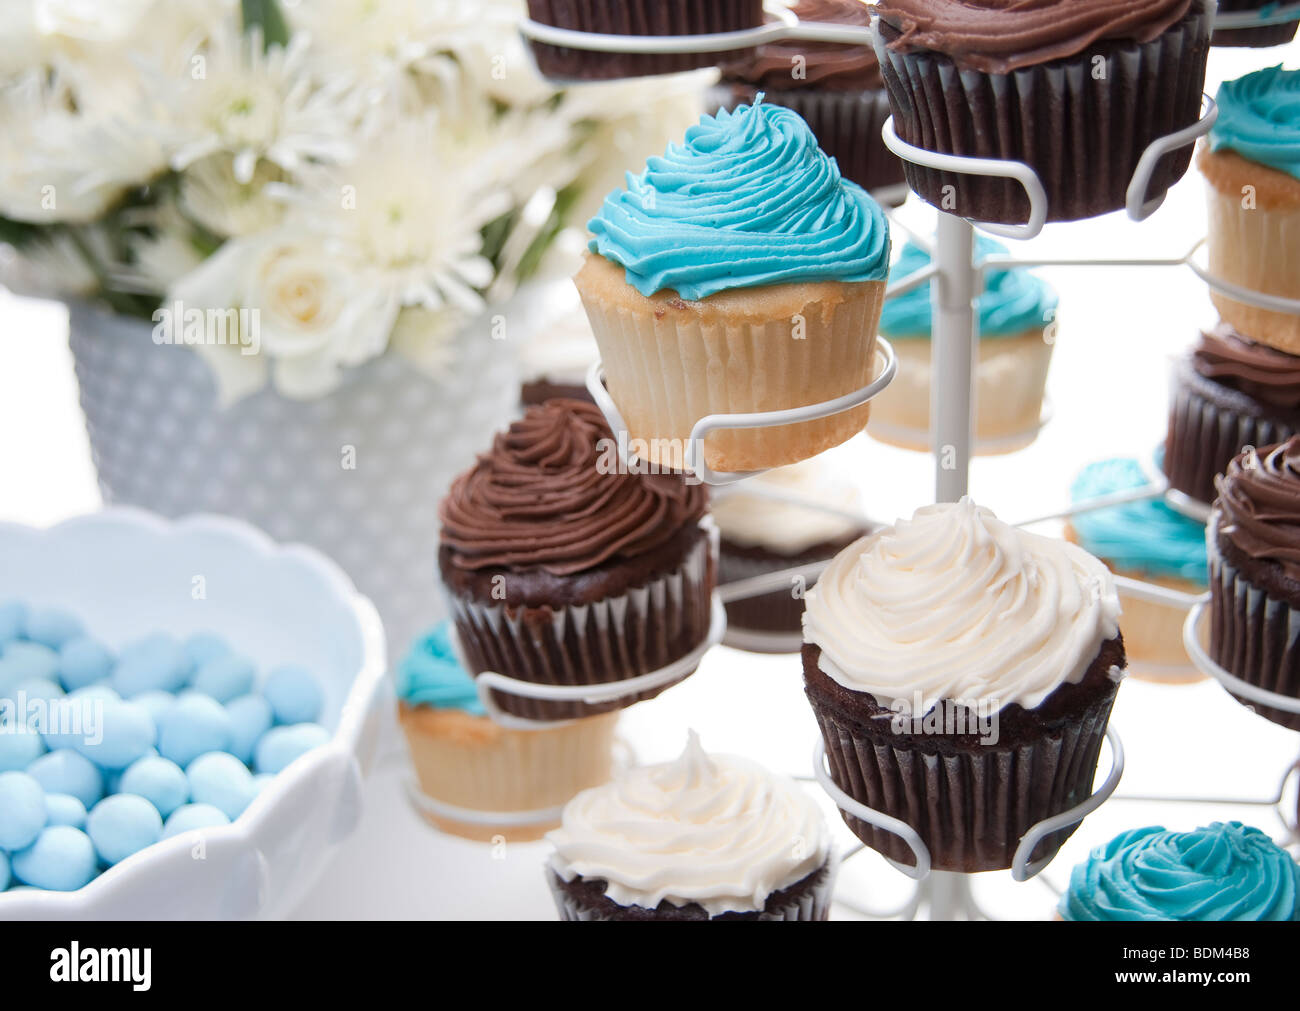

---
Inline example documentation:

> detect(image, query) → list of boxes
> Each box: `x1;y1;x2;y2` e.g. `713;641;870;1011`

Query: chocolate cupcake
713;458;871;649
802;498;1125;873
1207;440;1300;730
438;399;715;722
525;0;764;81
1211;0;1300;48
871;0;1212;224
1164;324;1300;506
546;732;835;920
715;0;906;202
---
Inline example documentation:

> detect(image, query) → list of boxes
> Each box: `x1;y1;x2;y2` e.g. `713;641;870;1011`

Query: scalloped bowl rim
0;507;387;915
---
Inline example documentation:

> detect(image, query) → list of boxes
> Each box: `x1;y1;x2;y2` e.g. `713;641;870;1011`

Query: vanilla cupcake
803;499;1125;872
546;732;834;920
713;457;871;647
1200;67;1300;354
871;237;1057;453
397;623;620;842
577;99;891;474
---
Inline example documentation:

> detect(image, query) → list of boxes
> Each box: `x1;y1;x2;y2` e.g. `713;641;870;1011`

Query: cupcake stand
509;9;1300;920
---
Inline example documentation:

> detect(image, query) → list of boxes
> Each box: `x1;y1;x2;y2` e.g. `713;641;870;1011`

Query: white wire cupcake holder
509;6;1300;915
1212;2;1300;30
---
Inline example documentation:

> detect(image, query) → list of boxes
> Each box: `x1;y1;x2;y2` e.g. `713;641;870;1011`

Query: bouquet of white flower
0;0;704;401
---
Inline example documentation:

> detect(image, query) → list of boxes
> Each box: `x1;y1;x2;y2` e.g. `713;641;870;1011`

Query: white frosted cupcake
546;732;834;920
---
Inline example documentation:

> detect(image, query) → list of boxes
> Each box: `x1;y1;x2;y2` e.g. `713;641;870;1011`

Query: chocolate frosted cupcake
1199;67;1300;355
1211;0;1300;48
1060;822;1300;921
439;399;715;722
871;0;1212;224
715;0;906;202
546;732;834;920
1164;324;1300;505
525;0;764;81
714;458;871;649
802;498;1125;872
1207;440;1300;730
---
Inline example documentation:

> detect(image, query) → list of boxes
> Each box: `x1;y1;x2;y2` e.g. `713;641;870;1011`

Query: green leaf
241;0;290;49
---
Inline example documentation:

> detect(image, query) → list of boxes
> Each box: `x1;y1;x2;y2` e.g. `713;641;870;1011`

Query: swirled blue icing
1069;458;1207;584
587;97;891;300
879;237;1058;339
1210;66;1300;181
1060;823;1300;921
395;622;485;716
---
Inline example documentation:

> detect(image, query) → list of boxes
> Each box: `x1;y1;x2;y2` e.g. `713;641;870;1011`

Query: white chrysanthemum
0;70;170;224
165;23;360;186
297;114;512;314
109;199;208;296
387;304;463;378
178;154;287;238
0;228;108;299
289;0;438;86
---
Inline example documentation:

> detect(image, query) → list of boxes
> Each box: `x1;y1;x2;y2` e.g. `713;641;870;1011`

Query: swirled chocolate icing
439;400;708;576
723;0;882;91
1194;324;1300;410
1215;439;1300;582
871;0;1195;74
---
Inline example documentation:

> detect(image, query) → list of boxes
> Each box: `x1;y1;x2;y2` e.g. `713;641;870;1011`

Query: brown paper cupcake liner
1207;530;1300;731
525;0;764;81
1211;0;1300;48
449;526;716;722
546;860;835;920
715;85;906;202
805;652;1119;872
719;544;816;637
873;5;1210;224
1163;355;1300;504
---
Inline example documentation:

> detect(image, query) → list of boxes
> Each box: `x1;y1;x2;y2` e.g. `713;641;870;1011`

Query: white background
1;43;1298;919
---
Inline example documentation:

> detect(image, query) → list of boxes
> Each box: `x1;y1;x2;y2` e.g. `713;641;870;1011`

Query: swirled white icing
711;458;865;555
802;498;1121;711
547;732;829;916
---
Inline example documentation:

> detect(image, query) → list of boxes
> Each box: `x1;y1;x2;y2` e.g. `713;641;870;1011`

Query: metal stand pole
931;213;978;503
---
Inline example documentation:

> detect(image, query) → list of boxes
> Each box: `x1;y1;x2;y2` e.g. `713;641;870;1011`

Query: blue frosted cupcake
397;623;619;842
575;98;891;474
870;238;1057;454
1060;822;1300;921
1067;458;1207;683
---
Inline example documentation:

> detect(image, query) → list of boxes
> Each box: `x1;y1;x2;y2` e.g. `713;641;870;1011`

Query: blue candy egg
161;802;230;839
183;632;230;667
0;727;44;771
67;684;120;702
26;749;103;808
0;770;47;850
10;825;97;891
22;607;85;650
263;665;323;725
186;752;257;821
191;654;256;705
0;641;59;685
72;698;156;771
157;694;232;768
225;694;273;765
254;723;330;775
86;794;163;866
131;690;175;726
57;636;113;692
118;755;188;819
0;601;26;644
10;677;64;707
111;633;191;698
44;793;88;828
0;849;8;891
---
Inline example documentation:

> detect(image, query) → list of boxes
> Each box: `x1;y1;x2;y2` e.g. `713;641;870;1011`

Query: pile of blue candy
0;601;330;893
